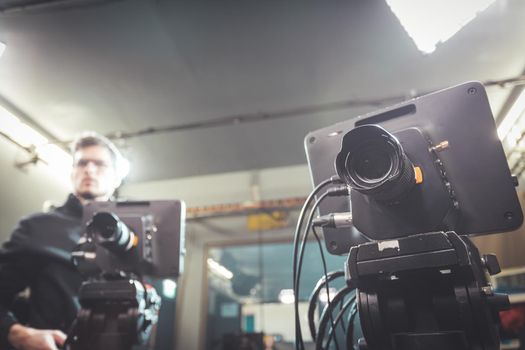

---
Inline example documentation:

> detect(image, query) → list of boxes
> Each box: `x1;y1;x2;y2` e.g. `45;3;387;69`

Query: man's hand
8;324;66;350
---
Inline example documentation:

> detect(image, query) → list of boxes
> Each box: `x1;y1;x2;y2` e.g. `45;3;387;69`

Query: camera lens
335;125;415;202
349;140;392;183
87;212;135;253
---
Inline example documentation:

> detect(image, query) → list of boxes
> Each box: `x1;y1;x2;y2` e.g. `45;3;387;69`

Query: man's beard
78;191;97;201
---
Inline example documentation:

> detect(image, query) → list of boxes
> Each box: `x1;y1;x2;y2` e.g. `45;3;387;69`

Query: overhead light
207;258;234;280
162;279;177;299
278;289;295;305
497;89;525;143
0;105;72;175
0;41;5;58
386;0;497;54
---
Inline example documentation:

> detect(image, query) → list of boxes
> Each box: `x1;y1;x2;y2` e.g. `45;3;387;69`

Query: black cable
310;225;341;350
307;270;345;340
315;285;354;350
293;179;331;349
325;293;357;349
293;177;339;349
295;185;348;306
294;191;330;349
338;294;347;337
345;303;359;350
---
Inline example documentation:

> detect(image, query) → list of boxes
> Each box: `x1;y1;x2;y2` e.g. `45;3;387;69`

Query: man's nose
83;161;98;173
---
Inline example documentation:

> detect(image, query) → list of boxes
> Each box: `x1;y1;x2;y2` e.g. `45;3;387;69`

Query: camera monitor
80;200;186;278
305;82;522;255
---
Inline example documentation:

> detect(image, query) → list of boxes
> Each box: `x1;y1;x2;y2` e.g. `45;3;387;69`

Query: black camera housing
75;200;186;278
305;82;522;255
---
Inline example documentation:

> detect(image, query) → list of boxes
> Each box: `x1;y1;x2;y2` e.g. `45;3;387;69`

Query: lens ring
346;138;398;186
335;125;416;202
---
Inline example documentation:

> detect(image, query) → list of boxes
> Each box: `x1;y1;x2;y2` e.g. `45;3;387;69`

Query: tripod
65;278;161;350
346;231;509;350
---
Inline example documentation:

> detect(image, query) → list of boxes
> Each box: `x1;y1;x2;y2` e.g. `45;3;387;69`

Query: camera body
305;82;522;254
73;200;186;279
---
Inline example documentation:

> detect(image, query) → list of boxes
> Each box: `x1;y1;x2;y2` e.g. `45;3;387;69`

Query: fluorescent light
0;41;5;58
278;289;295;304
498;90;525;142
0;105;73;176
207;258;234;280
386;0;497;54
37;143;73;170
162;279;177;299
0;106;47;147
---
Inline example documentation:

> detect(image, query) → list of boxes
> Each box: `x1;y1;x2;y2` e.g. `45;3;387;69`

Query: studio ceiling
0;0;524;183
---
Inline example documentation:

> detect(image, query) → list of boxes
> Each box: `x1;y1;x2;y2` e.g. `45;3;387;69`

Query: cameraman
0;133;124;350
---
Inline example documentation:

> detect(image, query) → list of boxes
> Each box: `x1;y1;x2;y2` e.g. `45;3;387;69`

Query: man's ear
113;174;122;191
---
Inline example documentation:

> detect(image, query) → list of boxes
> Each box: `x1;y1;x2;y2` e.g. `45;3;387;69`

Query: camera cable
307;270;345;340
315;284;355;350
292;176;341;349
294;185;348;350
325;292;357;349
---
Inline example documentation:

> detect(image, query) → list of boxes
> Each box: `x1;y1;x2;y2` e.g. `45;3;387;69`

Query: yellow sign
247;211;289;231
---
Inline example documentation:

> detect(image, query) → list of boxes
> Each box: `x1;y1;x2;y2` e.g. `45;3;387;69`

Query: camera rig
296;82;523;350
66;200;185;350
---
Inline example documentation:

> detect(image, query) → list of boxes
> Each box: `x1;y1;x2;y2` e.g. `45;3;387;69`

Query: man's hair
71;132;122;169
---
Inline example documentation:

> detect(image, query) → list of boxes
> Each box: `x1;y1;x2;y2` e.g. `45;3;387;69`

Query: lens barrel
87;212;134;253
335;125;415;202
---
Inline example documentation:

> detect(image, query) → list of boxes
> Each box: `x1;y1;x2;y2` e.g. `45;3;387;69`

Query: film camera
67;200;185;350
301;82;523;349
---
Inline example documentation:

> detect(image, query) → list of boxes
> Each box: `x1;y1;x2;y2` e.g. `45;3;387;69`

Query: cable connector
312;212;353;228
325;185;350;197
329;175;344;184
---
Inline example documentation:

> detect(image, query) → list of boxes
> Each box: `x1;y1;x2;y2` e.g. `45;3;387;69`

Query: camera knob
482;254;501;275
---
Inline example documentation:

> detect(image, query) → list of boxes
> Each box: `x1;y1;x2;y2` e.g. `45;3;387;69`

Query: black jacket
0;194;84;348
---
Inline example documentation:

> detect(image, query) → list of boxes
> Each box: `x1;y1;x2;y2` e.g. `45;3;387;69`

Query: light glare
278;289;295;305
207;258;234;280
386;0;497;54
498;90;525;141
0;106;47;148
162;279;177;299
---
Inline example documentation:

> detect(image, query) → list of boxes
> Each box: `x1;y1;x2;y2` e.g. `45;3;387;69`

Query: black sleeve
0;218;37;349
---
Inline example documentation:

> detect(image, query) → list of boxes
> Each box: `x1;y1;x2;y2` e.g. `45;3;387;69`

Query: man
0;133;124;350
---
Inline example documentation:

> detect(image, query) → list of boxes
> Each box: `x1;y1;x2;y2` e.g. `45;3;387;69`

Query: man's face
71;145;120;201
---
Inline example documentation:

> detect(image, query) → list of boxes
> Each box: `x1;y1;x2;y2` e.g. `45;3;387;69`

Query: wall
0;137;70;241
242;302;312;343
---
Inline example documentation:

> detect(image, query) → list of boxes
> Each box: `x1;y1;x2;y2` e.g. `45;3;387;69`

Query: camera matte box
305;82;523;255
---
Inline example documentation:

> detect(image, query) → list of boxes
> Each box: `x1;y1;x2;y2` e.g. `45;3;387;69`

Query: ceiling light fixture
385;0;497;54
0;105;72;175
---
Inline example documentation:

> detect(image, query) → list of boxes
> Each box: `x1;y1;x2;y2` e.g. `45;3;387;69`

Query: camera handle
346;231;509;350
65;279;160;350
